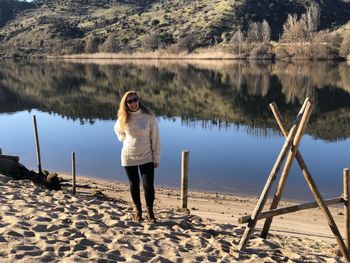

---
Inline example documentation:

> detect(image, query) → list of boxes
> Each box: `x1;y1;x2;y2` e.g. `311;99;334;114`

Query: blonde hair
117;90;153;130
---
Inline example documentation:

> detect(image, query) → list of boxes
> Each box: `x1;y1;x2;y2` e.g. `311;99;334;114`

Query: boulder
0;155;19;174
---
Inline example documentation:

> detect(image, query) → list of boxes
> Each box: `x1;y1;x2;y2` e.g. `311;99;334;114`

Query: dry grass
49;57;246;73
51;50;241;60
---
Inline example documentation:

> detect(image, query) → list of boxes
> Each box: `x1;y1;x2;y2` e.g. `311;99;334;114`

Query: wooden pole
181;150;189;209
261;99;312;238
267;103;350;262
238;197;342;224
32;115;42;174
238;100;311;251
72;152;76;195
344;168;350;250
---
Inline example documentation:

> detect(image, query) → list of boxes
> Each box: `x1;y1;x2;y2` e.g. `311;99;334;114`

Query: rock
0;158;19;174
1;159;62;191
46;173;61;190
91;190;106;200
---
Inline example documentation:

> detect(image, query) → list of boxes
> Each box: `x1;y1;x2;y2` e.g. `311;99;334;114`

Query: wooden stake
32;115;42;174
238;100;311;251
267;103;350;262
72;152;76;195
181;150;189;209
261;99;312;238
238;197;342;224
344;168;350;250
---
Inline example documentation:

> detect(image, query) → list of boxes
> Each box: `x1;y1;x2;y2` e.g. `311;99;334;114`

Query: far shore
48;50;243;61
45;47;349;62
2;49;348;62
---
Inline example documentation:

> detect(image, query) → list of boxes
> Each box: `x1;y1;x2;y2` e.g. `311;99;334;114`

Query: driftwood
0;154;61;190
238;197;343;224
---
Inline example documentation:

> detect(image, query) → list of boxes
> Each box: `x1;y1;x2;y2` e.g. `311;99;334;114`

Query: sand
0;172;346;262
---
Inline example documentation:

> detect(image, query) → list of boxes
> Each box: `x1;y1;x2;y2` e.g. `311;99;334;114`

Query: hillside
0;0;350;58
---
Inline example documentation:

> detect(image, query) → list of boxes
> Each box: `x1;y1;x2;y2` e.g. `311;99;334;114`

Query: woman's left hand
154;163;159;168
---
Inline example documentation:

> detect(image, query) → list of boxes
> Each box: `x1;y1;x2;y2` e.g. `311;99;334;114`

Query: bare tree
282;14;307;42
261;20;271;42
305;2;320;39
282;14;298;42
230;28;245;56
231;28;244;44
247;22;260;42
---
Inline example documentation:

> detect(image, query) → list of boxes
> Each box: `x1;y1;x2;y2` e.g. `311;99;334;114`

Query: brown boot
146;208;156;223
133;206;143;222
133;213;142;222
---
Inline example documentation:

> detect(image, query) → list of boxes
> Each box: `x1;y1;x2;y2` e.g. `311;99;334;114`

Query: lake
0;59;350;201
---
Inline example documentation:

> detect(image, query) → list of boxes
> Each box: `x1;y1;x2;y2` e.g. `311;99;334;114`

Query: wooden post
344;168;350;250
72;152;76;195
32;115;42;174
238;100;311;251
181;150;189;209
267;103;350;262
238;197;342;224
261;99;312;238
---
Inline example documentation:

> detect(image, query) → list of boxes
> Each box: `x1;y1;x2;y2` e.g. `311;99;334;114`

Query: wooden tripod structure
237;98;350;262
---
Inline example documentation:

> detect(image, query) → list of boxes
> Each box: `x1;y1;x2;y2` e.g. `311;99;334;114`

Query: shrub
159;32;175;48
275;42;340;60
151;19;160;26
165;44;182;54
340;32;350;58
142;33;161;51
99;33;118;53
177;34;198;52
85;35;98;53
63;39;84;55
142;32;174;51
249;43;273;59
275;45;291;60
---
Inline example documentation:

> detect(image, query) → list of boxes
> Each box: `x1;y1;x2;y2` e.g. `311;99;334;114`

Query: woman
114;91;160;223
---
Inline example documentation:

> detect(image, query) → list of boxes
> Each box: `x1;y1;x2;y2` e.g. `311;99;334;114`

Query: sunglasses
126;97;139;105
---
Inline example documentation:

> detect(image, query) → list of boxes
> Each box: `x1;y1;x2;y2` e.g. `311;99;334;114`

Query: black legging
124;162;155;211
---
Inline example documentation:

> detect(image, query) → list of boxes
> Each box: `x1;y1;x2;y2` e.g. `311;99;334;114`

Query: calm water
1;59;350;201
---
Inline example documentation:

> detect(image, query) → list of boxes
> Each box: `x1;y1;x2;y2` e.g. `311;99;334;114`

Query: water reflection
0;59;349;141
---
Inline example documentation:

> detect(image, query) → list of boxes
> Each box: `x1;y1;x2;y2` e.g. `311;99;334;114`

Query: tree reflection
0;59;349;141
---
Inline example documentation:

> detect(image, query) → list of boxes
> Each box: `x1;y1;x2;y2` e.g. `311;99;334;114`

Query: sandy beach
0;172;347;262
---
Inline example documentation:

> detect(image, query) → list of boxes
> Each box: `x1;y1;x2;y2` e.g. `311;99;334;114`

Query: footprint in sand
106;251;126;261
58;245;71;254
34;216;53;223
6;230;24;238
23;230;35;237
